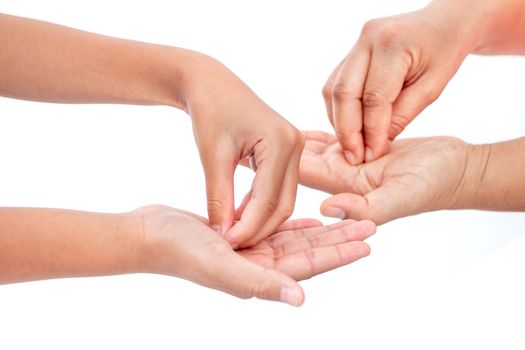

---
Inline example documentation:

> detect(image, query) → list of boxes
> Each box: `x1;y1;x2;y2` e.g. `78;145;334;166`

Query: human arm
0;205;375;306
299;131;525;224
323;0;525;165
0;13;303;247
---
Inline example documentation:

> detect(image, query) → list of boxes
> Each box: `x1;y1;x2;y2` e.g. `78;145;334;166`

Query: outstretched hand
300;131;470;224
139;205;375;306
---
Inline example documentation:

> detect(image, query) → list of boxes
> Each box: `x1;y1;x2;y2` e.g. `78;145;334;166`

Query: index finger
330;44;371;165
361;49;408;161
224;143;296;248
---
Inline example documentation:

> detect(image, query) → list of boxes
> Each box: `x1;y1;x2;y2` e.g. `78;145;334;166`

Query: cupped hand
137;205;375;306
184;55;303;248
300;131;469;224
323;5;477;164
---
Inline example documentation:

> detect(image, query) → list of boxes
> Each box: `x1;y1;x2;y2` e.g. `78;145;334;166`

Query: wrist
175;52;248;121
113;209;153;274
449;142;493;210
134;46;208;111
422;0;501;55
124;45;219;113
126;205;183;276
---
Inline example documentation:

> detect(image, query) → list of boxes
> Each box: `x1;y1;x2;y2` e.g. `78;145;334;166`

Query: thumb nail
280;286;303;306
365;147;374;163
323;206;346;220
344;151;358;165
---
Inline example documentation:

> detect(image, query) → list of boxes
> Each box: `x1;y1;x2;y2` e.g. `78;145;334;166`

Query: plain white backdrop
1;1;525;349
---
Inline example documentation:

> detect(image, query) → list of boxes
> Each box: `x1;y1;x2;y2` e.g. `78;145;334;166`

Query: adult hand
323;2;479;164
138;205;375;306
299;131;472;224
184;55;304;248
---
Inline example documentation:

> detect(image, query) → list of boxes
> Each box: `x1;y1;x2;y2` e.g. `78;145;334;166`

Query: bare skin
323;0;525;164
0;205;375;306
299;132;525;224
0;13;303;248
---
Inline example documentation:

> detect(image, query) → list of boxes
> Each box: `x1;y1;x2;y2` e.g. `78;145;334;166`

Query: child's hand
299;131;473;224
183;55;304;248
0;14;304;250
137;205;375;306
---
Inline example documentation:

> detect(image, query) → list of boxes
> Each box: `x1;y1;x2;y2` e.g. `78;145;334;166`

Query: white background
1;1;525;349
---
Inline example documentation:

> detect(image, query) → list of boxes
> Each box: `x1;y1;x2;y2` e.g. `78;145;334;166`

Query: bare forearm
455;137;525;211
426;0;525;55
0;13;199;108
0;208;143;284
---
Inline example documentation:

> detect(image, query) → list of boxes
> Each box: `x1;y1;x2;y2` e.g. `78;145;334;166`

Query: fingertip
223;226;241;249
280;283;305;307
362;242;372;258
365;146;374;163
344;150;359;166
338;134;364;165
321;193;371;221
359;220;377;235
224;221;255;249
341;219;377;239
364;137;390;163
321;205;347;220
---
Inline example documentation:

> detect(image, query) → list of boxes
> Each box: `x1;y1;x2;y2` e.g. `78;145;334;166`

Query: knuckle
423;86;441;104
362;89;387;110
303;249;317;277
260;196;280;214
206;197;225;217
332;82;353;102
295;131;305;152
363;18;405;48
249;269;272;300
389;115;410;137
279;124;303;150
278;205;294;221
361;18;382;36
322;84;332;100
306;235;322;248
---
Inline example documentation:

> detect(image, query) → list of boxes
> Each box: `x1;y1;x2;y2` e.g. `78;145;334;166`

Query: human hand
299;131;472;224
323;1;484;164
137;205;375;306
183;55;303;248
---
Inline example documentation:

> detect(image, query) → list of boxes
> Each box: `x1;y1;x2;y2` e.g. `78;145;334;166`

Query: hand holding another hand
300;131;477;224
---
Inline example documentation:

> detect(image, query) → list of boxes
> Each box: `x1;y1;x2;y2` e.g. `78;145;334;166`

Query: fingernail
280;286;302;306
344;151;357;165
211;225;222;234
323;206;346;220
365;147;374;163
223;232;240;250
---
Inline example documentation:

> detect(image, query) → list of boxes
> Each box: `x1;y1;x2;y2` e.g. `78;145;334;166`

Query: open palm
140;205;375;306
300;131;469;224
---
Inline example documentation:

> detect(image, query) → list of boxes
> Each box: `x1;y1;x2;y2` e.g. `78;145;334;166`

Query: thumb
202;152;236;234
389;75;442;140
320;191;394;225
215;253;305;306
